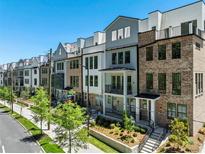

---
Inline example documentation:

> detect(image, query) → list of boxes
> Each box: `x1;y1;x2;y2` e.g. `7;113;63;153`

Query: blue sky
0;0;197;64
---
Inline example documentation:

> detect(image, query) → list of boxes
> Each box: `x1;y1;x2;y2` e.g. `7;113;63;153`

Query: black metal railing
105;85;123;95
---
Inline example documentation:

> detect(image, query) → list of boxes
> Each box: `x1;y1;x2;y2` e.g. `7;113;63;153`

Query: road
0;108;42;153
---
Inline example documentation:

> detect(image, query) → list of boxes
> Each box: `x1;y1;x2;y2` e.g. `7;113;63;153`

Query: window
57;62;64;70
118;52;123;64
152;26;156;30
167;103;176;119
90;76;93;86
90;57;93;69
195;42;201;50
94;75;98;87
125;51;130;64
164;28;169;38
70;60;79;69
112;30;117;41
127;76;132;94
146;46;153;61
34;78;37;86
42;78;47;86
94;56;98;69
158;73;166;93
34;69;37;74
24;79;29;84
172;42;181;59
177;104;187;119
85;75;88;86
112;53;117;65
146;73;153;90
118;28;123;39
42;68;48;74
172;73;181;95
158;45;166;60
85;57;88;69
125;26;130;38
70;76;79;87
195;73;203;96
24;70;29;76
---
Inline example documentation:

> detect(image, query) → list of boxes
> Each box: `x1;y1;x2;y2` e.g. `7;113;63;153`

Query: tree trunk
68;129;72;153
40;116;43;135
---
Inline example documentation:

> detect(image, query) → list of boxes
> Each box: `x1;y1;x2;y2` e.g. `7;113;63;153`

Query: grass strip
88;135;119;153
0;104;64;153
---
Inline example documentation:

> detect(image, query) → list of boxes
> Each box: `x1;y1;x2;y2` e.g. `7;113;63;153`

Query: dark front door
140;99;148;121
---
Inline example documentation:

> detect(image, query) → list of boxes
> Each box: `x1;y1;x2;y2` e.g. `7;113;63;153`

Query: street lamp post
48;48;52;130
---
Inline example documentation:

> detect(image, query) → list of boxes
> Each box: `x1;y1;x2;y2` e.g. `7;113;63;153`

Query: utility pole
48;48;52;130
11;67;14;114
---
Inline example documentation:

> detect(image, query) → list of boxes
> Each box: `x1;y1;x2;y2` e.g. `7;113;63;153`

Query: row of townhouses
1;0;205;136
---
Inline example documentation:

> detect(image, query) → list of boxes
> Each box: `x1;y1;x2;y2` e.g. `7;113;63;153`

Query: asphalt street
0;108;42;153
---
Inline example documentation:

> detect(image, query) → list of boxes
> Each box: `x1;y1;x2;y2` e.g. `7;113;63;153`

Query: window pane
94;75;98;87
118;28;123;39
167;103;176;119
146;73;153;90
172;73;181;95
125;51;130;64
112;53;117;65
118;52;123;64
177;104;187;119
125;26;130;38
94;56;98;69
146;46;153;61
112;30;117;41
158;45;166;60
158;73;166;93
85;57;88;69
172;42;181;59
90;76;93;86
90;57;93;69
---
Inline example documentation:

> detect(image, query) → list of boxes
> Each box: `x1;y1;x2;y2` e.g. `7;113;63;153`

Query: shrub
140;128;146;134
120;135;133;143
199;128;205;135
90;121;96;127
110;123;115;129
122;111;134;131
120;133;123;136
131;139;135;143
109;131;113;134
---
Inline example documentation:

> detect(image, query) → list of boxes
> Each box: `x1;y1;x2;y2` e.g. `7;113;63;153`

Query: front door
140;99;148;121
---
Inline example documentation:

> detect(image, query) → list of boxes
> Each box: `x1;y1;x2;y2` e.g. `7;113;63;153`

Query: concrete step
141;147;153;153
147;138;160;144
143;144;154;151
146;141;160;147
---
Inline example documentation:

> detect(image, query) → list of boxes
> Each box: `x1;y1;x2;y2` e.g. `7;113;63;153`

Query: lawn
88;135;119;153
0;104;64;153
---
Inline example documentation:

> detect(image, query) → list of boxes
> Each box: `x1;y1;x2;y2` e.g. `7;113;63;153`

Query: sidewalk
0;100;103;153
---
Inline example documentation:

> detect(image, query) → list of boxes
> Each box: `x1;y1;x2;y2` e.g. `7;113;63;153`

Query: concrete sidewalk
0;100;103;153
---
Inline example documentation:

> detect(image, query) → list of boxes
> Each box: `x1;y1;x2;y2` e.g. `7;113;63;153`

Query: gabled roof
104;15;139;31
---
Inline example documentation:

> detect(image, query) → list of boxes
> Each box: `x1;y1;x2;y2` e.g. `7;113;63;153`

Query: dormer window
112;30;117;41
118;28;123;39
95;42;98;46
125;26;130;38
59;48;62;55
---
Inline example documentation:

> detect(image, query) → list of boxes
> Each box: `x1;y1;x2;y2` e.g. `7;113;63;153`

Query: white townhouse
0;65;5;87
82;31;105;111
23;59;32;89
101;16;139;119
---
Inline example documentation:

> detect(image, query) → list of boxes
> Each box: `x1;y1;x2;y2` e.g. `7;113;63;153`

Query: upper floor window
70;76;79;87
34;78;37;86
42;68;48;74
158;45;166;60
118;28;123;39
172;42;181;59
125;51;130;64
146;46;153;61
125;26;130;38
57;62;64;71
85;57;88;69
70;60;79;69
118;52;123;64
112;30;117;41
112;53;117;65
146;73;153;90
89;57;93;69
172;73;181;95
25;70;29;76
94;56;98;69
158;73;166;93
34;69;37;74
195;73;203;96
94;75;98;87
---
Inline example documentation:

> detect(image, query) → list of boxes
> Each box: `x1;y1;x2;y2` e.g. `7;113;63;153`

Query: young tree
31;87;50;134
169;118;189;149
122;111;135;131
20;87;30;100
52;102;88;153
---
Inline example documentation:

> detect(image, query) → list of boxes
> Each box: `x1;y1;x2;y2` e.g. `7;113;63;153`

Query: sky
0;0;198;64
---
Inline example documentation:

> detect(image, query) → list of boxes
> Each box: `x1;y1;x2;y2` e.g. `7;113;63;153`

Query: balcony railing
105;85;132;95
156;25;205;40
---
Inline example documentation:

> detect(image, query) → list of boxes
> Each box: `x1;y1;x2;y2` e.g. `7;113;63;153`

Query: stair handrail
138;123;154;152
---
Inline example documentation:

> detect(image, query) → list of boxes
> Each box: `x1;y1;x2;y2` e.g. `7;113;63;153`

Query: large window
118;52;123;64
158;45;166;60
90;76;93;86
34;69;37;74
172;73;181;95
146;73;153;90
172;42;181;59
167;103;176;119
125;26;130;38
112;30;117;41
34;78;37;86
177;104;187;119
24;70;29;76
70;60;79;69
118;28;123;39
125;51;130;64
158;73;166;93
57;62;64;70
195;73;203;96
70;76;79;87
146;46;153;61
112;53;117;65
90;57;93;69
42;68;48;74
94;75;98;87
94;56;98;69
